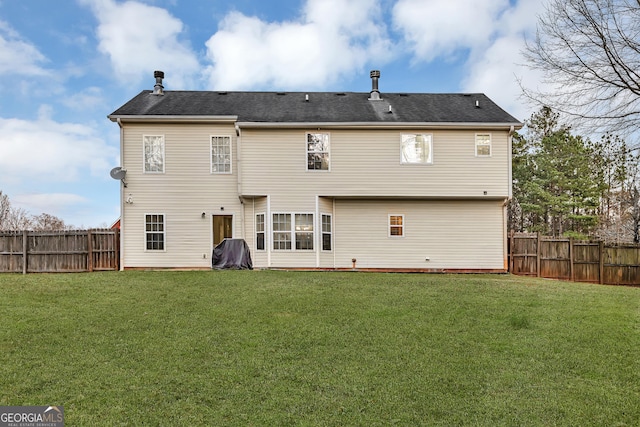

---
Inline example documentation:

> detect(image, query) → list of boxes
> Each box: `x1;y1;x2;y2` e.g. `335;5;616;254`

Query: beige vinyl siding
318;196;335;268
334;199;506;270
121;123;241;268
240;128;510;199
248;197;268;267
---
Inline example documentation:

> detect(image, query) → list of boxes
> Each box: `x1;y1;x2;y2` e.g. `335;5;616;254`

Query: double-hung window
475;133;491;157
321;214;332;251
389;214;404;237
273;214;292;250
307;133;330;171
256;213;265;251
211;136;232;173
272;213;314;250
143;135;165;173
295;214;314;250
401;134;432;164
145;214;165;250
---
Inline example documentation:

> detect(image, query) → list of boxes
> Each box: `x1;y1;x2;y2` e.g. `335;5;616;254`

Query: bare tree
522;0;640;138
0;191;9;229
3;207;33;231
0;192;67;231
32;213;67;231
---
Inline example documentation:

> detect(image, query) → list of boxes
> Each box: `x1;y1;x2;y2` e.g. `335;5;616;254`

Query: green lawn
0;271;638;426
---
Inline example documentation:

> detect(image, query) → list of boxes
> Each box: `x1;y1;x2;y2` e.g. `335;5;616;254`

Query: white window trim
143;135;165;173
400;133;433;165
321;213;333;252
272;212;315;251
210;135;233;174
388;214;405;238
475;133;492;157
144;213;166;252
255;213;266;252
306;132;331;172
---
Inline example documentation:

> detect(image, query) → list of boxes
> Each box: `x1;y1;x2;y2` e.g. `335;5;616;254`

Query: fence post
22;230;28;274
115;228;120;271
536;232;541;277
569;238;574;282
87;229;94;272
599;241;605;285
509;230;514;273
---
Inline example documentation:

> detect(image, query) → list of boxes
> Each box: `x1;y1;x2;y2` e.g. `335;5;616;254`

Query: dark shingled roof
109;90;521;124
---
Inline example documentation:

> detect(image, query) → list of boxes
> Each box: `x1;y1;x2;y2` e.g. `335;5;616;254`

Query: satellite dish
110;167;127;180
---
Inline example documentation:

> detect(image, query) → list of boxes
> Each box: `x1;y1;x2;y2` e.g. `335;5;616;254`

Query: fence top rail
0;228;116;235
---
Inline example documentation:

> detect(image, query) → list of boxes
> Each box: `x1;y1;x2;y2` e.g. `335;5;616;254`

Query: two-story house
108;70;522;271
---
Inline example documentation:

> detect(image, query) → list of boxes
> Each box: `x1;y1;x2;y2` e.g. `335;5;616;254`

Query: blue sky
0;0;544;228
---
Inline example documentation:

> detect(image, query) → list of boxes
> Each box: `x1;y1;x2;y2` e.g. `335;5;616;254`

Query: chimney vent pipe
369;70;381;100
153;70;164;95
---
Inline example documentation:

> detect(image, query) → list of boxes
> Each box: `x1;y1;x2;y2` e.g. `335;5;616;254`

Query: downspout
235;123;245;239
332;198;336;269
267;195;271;268
508;125;514;200
117;118;125;271
505;125;515;271
315;196;320;268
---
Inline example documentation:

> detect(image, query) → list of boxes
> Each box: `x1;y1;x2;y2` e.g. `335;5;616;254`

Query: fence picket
509;233;640;286
0;229;119;273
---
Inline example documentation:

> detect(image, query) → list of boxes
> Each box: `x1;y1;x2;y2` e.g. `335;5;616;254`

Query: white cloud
390;0;546;122
460;0;547;122
80;0;200;88
13;193;89;215
0;20;48;76
0;110;118;184
203;0;394;90
61;87;107;111
392;0;509;62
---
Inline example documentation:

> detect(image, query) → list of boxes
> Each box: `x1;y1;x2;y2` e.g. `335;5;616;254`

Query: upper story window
211;136;232;173
476;133;492;157
389;214;404;237
143;135;165;173
307;133;330;171
145;214;165;250
401;134;432;164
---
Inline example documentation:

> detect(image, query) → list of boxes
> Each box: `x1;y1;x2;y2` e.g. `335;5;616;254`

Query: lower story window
145;214;165;250
322;214;332;251
256;213;265;251
273;213;291;250
272;213;314;250
295;214;314;250
389;214;404;237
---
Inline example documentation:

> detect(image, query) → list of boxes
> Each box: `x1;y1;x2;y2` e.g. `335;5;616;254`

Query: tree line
0;191;68;231
509;107;639;243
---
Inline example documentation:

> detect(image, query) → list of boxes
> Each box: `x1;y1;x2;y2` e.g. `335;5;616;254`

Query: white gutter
236;121;524;130
108;115;238;123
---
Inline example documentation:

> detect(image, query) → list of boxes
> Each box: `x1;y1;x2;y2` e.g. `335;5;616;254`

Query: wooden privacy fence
0;229;119;273
509;233;640;286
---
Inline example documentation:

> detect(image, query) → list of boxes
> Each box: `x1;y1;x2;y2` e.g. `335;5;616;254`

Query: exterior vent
153;70;164;95
369;70;381;100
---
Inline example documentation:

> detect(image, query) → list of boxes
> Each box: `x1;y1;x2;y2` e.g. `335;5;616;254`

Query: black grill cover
212;239;253;270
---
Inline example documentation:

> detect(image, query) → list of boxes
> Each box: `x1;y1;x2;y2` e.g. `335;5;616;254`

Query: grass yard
0;271;638;426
